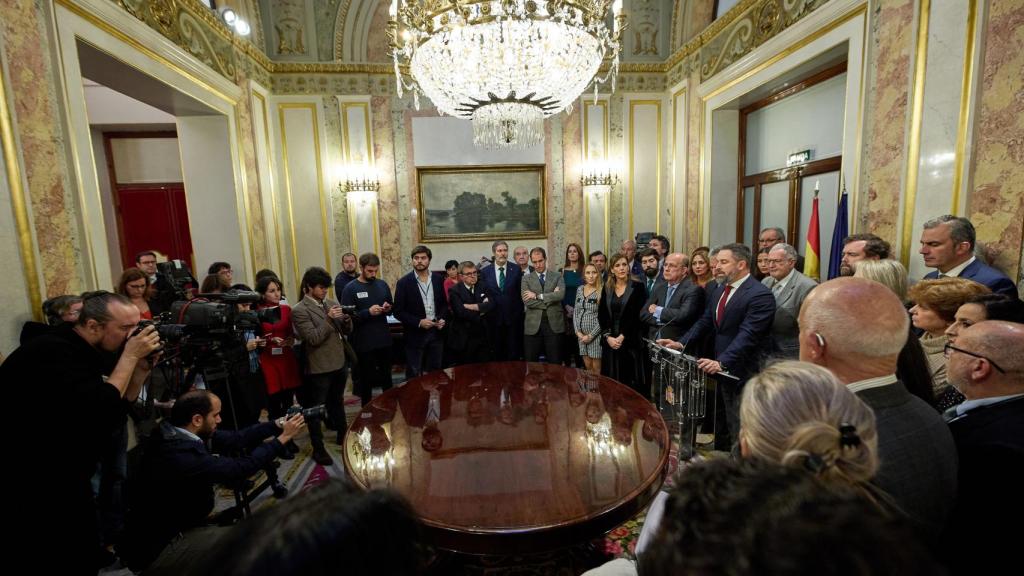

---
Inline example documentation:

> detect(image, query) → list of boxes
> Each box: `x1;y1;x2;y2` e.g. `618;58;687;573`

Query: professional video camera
152;260;197;311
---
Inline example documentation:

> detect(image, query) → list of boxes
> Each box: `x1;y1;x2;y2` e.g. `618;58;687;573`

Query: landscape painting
417;165;546;242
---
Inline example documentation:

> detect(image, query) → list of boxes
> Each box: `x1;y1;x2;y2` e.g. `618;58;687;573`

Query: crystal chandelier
388;0;626;149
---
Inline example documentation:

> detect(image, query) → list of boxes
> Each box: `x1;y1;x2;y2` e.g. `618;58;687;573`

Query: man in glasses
798;277;956;542
942;320;1023;574
448;261;495;364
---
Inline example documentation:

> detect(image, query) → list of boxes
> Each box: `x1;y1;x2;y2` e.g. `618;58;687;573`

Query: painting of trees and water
417;165;546;241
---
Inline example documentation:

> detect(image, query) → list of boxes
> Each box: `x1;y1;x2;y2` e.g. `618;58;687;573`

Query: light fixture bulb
234;19;251;36
218;7;237;26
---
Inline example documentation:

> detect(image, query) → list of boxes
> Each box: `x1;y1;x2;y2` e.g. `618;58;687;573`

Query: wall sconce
339;164;380;207
581;160;619;198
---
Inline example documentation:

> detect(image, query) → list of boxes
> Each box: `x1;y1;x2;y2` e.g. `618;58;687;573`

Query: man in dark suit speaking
658;243;775;448
920;215;1017;297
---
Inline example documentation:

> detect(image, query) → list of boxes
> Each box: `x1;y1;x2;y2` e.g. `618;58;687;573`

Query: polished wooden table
342;362;670;555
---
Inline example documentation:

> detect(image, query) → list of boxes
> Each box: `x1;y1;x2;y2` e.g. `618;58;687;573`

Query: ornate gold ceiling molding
105;0;833;89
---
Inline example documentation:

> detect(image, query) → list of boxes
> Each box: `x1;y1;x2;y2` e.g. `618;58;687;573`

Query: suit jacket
856;381;958;542
522;269;566;334
924;258;1017;297
680;275;776;381
943;396;1024;574
599;280;647;344
762;270;818;357
291;295;351;374
639;279;705;341
480;262;524;327
448;282;496;351
394;271;451;349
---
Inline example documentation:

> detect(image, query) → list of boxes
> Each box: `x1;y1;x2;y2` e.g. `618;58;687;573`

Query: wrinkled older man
762;243;817;358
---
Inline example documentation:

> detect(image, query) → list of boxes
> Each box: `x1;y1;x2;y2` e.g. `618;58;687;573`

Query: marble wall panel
2;1;80;297
858;0;914;245
969;0;1024;280
372;94;402;287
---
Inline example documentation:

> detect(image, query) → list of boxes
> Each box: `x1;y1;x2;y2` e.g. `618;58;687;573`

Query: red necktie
716;284;733;326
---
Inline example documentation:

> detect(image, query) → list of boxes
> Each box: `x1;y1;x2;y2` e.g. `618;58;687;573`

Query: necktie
715;284;733;326
499;266;505;290
666;284;676;304
773;281;783;296
647;279;654;294
539;272;545;288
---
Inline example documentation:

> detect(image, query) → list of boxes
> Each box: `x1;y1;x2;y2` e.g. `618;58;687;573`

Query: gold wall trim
950;0;978;216
0;54;43;320
58;0;238;105
672;87;686;249
582;98;610;256
900;0;931;267
254;90;285;272
628;99;663;239
277;103;304;287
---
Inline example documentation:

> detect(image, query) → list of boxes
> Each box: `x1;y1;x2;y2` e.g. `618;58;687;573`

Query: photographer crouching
1;291;162;575
120;389;305;574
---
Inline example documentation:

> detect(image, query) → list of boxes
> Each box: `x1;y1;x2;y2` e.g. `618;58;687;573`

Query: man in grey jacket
762;243;817;358
521;247;565;364
799;277;957;542
292;266;352;465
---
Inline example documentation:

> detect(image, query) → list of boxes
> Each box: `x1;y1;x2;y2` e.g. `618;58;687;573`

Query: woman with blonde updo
739;361;880;500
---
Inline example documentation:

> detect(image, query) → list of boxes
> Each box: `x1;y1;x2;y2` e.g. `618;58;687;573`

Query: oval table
342;362;670;555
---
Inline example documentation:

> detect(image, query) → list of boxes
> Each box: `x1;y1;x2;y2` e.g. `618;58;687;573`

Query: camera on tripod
286;404;327;421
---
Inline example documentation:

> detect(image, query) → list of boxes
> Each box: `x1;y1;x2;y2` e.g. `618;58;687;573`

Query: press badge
271;347;284;355
357;291;369;298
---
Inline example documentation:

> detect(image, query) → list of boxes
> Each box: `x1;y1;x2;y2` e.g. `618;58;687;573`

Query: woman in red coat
255;276;303;426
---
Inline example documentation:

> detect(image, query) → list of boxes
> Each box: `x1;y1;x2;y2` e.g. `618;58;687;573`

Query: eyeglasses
461;271;478;276
943;342;1006;373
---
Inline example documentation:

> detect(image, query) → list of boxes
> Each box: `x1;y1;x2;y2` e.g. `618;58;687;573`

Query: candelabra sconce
581;159;617;257
339;164;382;256
339;165;380;208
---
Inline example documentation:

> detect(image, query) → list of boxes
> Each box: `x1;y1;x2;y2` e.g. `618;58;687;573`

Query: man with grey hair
798;277;957;541
658;243;775;448
621;238;642;277
920;214;1016;296
942;320;1023;574
762;243;817;358
759;227;805;272
481;240;524;360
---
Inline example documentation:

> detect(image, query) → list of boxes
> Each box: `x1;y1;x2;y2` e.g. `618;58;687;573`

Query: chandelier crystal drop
389;0;626;149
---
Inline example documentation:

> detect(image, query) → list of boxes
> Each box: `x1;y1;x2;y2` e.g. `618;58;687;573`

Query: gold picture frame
416;164;547;242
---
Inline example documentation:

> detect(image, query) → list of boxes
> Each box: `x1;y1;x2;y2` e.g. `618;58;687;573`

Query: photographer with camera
120;389;305;574
2;291;161;574
292;267;353;465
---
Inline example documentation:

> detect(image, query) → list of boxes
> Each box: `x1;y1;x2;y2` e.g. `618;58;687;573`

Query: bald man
799;277;956;541
942;321;1023;575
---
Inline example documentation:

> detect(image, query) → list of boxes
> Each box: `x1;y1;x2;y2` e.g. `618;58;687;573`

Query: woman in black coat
599;252;649;397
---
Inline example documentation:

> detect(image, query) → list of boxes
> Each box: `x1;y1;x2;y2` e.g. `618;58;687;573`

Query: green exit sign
787;150;812;166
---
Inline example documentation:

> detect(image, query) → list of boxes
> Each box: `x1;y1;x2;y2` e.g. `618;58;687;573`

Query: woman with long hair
117;267;153;319
689;247;712;288
255;275;303;457
754;247;771;281
598;252;648;396
562;243;586;367
573;263;604;374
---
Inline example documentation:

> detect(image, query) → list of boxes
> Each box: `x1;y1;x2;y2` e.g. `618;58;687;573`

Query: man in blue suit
480;240;525;361
920;215;1017;297
394;245;450;379
658;243;776;449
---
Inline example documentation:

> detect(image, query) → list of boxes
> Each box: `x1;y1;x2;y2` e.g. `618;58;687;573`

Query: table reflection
342;362;669;554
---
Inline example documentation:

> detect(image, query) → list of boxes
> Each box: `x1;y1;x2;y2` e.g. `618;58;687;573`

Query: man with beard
121;390;305;573
640;248;662;297
2;291;161;574
333;252;359;296
394;245;449;378
839;233;890;276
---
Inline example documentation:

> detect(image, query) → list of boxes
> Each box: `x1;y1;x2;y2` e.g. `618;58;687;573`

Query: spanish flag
804;189;821;281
